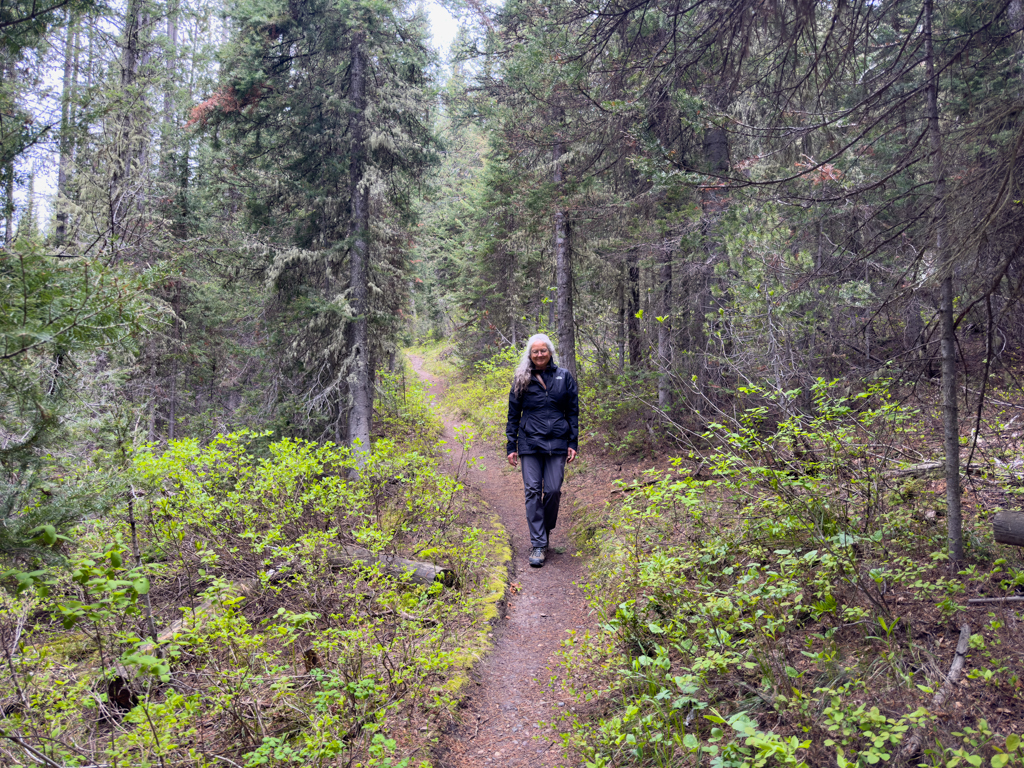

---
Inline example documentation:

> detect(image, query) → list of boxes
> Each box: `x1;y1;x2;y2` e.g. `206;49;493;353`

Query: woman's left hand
567;448;577;463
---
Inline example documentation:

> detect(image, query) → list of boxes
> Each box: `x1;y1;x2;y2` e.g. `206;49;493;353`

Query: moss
32;633;96;663
442;508;511;695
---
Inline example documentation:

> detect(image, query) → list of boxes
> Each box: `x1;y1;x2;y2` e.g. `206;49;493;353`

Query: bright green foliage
558;380;1023;767
0;366;504;767
443;345;519;444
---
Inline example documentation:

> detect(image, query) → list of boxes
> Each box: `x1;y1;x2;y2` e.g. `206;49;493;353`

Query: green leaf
991;755;1009;768
30;524;57;546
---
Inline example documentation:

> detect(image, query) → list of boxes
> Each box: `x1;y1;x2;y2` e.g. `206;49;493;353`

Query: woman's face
530;342;551;369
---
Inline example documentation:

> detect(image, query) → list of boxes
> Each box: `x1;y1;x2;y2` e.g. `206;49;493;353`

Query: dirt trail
408;355;592;768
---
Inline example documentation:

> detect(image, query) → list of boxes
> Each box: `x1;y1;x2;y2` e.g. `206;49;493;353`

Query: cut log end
992;510;1024;548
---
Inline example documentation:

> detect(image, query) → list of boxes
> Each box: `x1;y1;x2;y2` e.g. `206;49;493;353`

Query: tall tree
923;0;963;561
197;0;437;449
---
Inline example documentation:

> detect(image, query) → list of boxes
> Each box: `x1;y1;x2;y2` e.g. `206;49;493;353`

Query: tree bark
553;131;576;377
657;243;673;410
4;166;13;247
347;32;372;465
109;0;146;261
627;248;642;366
55;15;78;246
161;5;177;179
3;60;15;246
925;0;964;562
992;511;1024;548
616;265;625;372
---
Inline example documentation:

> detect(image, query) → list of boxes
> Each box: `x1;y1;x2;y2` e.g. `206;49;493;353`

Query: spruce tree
197;0;437;451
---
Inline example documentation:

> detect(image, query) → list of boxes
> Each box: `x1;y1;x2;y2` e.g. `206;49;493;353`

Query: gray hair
512;333;557;395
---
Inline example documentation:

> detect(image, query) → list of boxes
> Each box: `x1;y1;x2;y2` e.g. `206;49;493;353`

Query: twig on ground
1;731;70;768
471;716;491;740
966;596;1024;605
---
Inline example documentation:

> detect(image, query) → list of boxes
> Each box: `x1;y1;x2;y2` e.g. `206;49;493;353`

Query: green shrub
0;358;502;768
557;379;1023;768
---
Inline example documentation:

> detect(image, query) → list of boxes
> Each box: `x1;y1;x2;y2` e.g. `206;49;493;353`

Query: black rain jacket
505;363;579;456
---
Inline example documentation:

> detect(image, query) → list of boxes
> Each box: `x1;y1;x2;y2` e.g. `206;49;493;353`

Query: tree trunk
627;248;642;366
3;59;15;246
347;32;372;465
4;166;13;247
553;132;576;377
161;6;177;179
617;265;625;372
56;16;78;246
409;279;417;339
992;511;1024;548
657;243;673;411
110;0;146;261
925;0;964;562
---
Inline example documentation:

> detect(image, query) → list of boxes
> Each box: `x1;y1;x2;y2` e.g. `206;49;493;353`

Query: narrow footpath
408;355;591;768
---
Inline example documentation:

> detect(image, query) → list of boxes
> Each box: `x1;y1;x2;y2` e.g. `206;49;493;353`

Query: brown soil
408;355;596;768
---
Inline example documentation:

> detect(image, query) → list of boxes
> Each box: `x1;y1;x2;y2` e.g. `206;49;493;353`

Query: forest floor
409;353;614;768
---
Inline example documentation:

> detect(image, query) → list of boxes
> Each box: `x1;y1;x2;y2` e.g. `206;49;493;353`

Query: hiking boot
528;547;546;567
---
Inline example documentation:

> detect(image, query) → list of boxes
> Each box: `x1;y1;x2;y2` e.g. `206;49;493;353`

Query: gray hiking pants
521;453;566;549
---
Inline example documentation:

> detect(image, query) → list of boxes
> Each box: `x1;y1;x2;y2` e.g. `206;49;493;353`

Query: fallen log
884;461;945;479
898;623;970;763
139;566;288;653
883;461;992;480
992;510;1024;548
327;544;456;587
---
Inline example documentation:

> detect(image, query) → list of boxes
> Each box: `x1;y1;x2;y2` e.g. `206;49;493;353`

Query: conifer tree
196;0;437;451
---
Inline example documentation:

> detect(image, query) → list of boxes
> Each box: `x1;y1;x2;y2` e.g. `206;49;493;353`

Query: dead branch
899;623;971;762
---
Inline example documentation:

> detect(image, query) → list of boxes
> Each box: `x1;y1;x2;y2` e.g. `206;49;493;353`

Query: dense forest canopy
2;0;1023;568
3;0;1024;764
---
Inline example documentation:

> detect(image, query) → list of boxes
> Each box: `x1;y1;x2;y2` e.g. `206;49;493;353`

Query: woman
505;334;579;567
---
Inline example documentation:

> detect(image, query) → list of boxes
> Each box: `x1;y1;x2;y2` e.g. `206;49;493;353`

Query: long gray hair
512;333;557;395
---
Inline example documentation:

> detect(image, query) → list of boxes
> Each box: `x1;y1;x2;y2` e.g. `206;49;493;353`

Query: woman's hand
567;448;577;463
507;452;518;467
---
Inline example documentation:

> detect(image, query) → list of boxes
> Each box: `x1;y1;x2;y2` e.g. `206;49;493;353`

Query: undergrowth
557;379;1024;768
0;360;505;768
434;345;518;446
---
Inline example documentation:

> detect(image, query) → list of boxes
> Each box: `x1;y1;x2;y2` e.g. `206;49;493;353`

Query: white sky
16;3;464;229
426;1;459;56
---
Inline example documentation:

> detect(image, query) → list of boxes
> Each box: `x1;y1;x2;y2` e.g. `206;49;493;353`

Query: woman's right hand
507;452;518;467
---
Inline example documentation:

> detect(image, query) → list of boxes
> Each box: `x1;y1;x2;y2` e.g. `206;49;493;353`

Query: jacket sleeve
506;386;523;455
565;371;579;451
